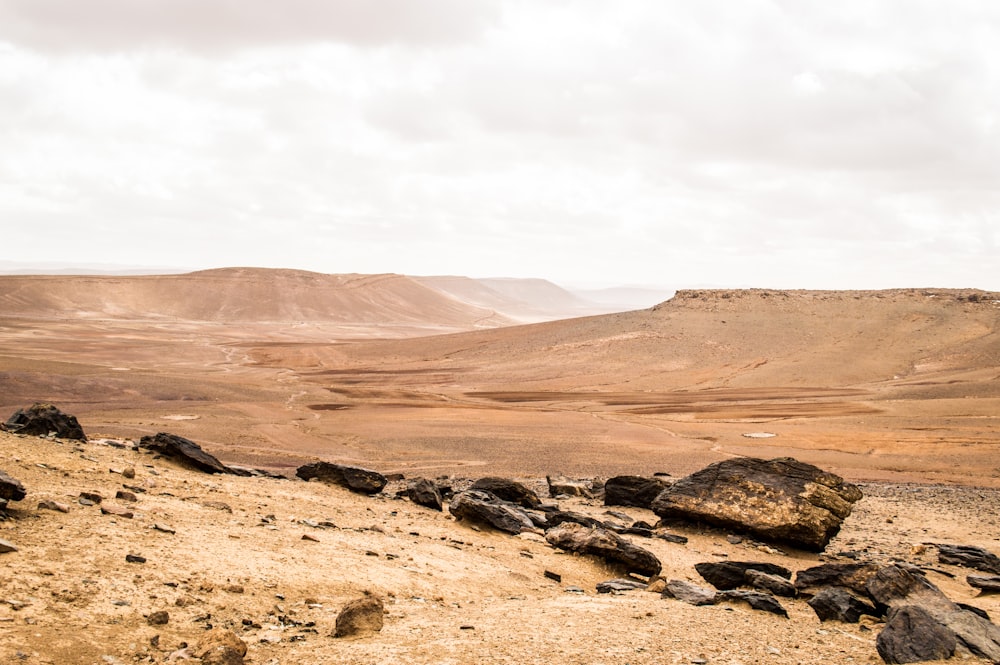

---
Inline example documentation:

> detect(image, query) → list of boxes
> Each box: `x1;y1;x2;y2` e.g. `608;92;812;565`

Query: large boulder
650;457;862;551
604;475;670;509
296;461;387;495
876;605;957;664
449;490;536;534
469;477;541;508
139;432;230;474
0;470;26;502
406;477;443;511
4;403;86;440
544;522;662;576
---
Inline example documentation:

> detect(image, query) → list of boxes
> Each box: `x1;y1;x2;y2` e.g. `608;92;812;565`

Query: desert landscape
2;269;1000;664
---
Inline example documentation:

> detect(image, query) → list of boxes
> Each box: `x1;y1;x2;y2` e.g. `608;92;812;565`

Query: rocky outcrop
4;403;86;440
469;477;542;508
544;522;661;576
295;461;387;494
449;490;536;534
808;587;879;623
603;475;670;509
934;543;1000;575
876;605;957;664
795;562;879;596
968;575;1000;593
546;475;595;498
651;457;862;551
139;432;230;474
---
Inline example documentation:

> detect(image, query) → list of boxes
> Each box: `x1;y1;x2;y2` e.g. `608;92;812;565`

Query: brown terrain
1;269;999;664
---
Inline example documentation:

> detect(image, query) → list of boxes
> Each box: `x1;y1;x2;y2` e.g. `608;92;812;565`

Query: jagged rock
935;543;1000;575
596;578;647;593
139;433;229;475
795;562;880;596
808;587;879;623
651;457;862;552
0;470;26;502
968;575;1000;593
745;569;797;597
334;594;384;638
0;538;18;554
195;628;247;665
694;561;792;591
545;522;662;576
406;477;443;510
469;477;541;508
663;579;717;606
4;403;86;440
546;475;594;498
604;475;670;509
449;490;535;534
540;510;606;531
295;461;387;494
876;605;957;664
716;590;788;617
959;603;991;621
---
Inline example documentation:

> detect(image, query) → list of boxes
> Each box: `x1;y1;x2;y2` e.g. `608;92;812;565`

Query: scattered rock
469;477;542;508
79;491;103;505
694;561;792;591
716;590;788;618
406;477;443;511
597;578;647;593
125;554;146;564
0;470;26;502
876;605;957;664
122;467;136;479
334;594;384;638
545;522;662;576
115;490;138;503
546;475;594;498
449;490;536;534
147;610;169;626
4;403;86;440
651;457;862;552
0;538;18;554
808;587;879;623
663;580;717;606
540;510;606;531
295;461;387;495
153;523;176;534
101;505;134;518
968;575;1000;593
195;628;247;665
139;432;230;474
201;501;233;513
795;562;880;596
37;499;70;513
745;569;797;598
603;475;670;509
934;543;1000;575
544;570;562;583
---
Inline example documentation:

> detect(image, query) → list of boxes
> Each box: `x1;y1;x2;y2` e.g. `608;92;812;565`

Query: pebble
37;500;70;513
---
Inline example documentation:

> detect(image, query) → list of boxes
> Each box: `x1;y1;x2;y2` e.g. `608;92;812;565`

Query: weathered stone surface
968;575;1000;593
195;628;247;665
334;594;384;638
604;475;670;509
540;510;606;531
139;432;229;475
37;499;70;513
876;605;957;664
808;587;879;623
545;522;662;576
935;543;1000;575
745;569;797;598
596;578;647;593
4;403;86;440
101;504;134;518
663;579;717;606
469;477;541;508
295;461;387;494
0;469;26;502
651;457;862;551
406;477;443;511
0;538;18;553
449;490;535;534
716;590;788;617
795;562;880;596
694;561;792;591
546;475;594;498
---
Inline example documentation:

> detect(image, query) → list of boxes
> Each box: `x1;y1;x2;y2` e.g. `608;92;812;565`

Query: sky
1;0;998;290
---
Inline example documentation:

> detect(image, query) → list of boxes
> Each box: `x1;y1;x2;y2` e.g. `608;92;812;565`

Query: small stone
147;610;169;626
544;570;562;583
79;492;103;504
0;538;19;554
126;554;147;564
122;467;136;479
153;524;176;534
333;594;384;638
115;490;138;503
302;533;319;542
101;505;134;519
37;499;70;513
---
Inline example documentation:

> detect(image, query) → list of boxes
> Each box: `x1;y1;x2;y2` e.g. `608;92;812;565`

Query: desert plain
1;269;999;664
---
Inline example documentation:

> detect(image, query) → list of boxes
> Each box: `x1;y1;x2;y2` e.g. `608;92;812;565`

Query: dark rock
79;491;103;504
958;603;991;621
968;575;1000;593
651;457;862;552
195;628;247;665
295;461;387;494
333;594;384;638
663;579;717;606
406;478;443;511
115;490;138;503
469;477;541;508
545;522;662;576
449;490;535;534
656;532;689;544
4;403;86;440
808;587;879;623
795;562;879;596
716;590;788;617
604;475;670;509
139;433;229;475
126;554;146;564
540;510;606;531
0;470;26;502
147;610;170;626
597;578;647;594
876;605;957;664
544;570;562;583
935;543;1000;575
546;475;594;498
37;499;70;513
694;561;792;591
745;570;797;598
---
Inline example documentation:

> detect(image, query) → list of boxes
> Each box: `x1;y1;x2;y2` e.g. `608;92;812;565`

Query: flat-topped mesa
653;288;1000;312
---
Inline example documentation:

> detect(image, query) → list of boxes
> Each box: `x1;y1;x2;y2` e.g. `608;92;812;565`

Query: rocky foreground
2;407;1000;664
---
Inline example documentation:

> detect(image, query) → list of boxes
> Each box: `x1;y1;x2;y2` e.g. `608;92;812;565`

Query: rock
139;433;229;474
694;561;792;591
334;594;384;638
651;457;862;552
469;477;541;508
100;505;134;519
546;475;594;498
125;554;146;563
201;501;233;513
876;605;957;664
4;403;86;440
79;491;103;504
663;579;717;606
0;538;18;554
147;610;169;625
604;475;670;509
37;499;70;513
406;478;443;511
0;470;26;502
935;543;1000;575
115;490;138;503
808;587;879;623
449;490;536;534
195;628;247;665
745;569;797;598
716;590;789;618
545;522;662;576
795;562;879;596
597;578;647;593
968;575;1000;593
540;510;607;531
295;461;387;494
122;467;136;479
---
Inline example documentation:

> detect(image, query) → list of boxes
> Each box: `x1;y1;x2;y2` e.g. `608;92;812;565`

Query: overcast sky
1;1;998;289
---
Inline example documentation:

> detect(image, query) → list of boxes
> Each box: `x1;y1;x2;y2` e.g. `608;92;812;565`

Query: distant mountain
570;286;675;311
